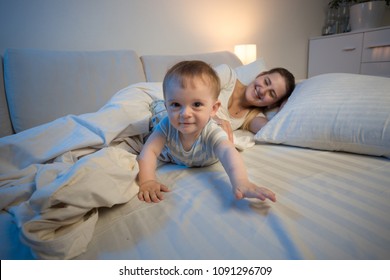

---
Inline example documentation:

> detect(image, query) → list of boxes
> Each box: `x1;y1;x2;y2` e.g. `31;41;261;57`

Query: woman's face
244;72;287;108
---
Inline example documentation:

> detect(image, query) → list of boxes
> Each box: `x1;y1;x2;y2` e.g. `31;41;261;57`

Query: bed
0;49;389;260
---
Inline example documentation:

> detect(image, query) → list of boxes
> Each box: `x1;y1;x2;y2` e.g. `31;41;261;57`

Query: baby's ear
211;100;221;116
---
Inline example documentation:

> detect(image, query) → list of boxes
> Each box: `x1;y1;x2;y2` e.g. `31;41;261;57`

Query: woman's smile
254;86;262;100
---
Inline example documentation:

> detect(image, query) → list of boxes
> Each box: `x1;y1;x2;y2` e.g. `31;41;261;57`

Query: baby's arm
137;131;169;203
215;140;276;202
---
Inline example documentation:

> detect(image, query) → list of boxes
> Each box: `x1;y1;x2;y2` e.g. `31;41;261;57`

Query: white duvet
0;83;163;259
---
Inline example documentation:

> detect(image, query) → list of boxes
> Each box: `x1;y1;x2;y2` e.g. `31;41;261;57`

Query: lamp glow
234;44;257;65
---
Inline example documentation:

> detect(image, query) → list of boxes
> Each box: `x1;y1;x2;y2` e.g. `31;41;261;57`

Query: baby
136;60;276;203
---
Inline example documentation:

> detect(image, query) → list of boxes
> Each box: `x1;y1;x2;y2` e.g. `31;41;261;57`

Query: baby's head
162;61;221;136
163;60;220;101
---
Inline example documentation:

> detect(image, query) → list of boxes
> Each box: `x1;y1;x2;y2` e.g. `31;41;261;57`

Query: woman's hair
163;60;221;100
241;67;295;131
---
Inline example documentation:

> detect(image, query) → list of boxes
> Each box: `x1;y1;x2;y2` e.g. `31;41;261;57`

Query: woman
214;64;295;142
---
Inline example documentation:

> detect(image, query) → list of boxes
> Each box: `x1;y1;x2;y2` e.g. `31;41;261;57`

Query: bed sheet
57;144;389;260
1;144;389;260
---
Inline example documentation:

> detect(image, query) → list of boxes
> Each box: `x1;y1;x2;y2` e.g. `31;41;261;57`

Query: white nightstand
308;26;390;78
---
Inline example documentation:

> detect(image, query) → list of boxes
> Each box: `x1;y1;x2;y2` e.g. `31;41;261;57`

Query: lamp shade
234;44;257;65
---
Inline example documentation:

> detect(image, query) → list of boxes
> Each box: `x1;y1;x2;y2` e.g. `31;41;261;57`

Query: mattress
3;143;387;260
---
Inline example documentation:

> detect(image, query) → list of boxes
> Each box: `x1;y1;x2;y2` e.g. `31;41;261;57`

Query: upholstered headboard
2;49;146;134
0;55;12;136
141;51;242;82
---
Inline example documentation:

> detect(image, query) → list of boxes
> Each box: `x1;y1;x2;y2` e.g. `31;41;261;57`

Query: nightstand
308;26;390;78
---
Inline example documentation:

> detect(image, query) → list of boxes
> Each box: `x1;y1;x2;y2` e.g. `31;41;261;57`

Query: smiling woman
213;64;295;138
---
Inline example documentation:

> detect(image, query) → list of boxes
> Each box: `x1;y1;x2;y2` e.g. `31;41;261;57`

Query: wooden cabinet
308;26;390;78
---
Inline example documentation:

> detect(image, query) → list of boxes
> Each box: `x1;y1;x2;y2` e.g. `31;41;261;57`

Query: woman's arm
213;64;237;142
137;130;169;203
214;64;236;89
249;98;289;133
215;140;276;202
248;116;269;134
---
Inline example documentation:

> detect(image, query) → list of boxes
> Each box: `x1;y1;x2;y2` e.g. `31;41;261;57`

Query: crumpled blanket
0;82;255;259
0;82;163;259
10;147;140;259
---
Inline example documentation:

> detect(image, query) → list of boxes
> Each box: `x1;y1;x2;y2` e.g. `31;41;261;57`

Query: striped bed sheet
77;144;389;259
1;144;389;259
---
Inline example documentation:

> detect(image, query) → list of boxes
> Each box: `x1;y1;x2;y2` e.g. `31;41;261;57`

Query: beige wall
0;0;330;79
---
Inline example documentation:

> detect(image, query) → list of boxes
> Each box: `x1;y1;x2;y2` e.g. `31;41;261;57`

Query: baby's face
165;77;220;139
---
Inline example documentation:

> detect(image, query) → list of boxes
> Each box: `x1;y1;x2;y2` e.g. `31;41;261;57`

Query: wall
0;0;330;79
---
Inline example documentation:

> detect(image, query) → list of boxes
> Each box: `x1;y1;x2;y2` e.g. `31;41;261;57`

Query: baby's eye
170;102;181;108
193;102;203;107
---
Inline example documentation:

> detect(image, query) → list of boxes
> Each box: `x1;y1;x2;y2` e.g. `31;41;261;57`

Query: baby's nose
180;106;191;116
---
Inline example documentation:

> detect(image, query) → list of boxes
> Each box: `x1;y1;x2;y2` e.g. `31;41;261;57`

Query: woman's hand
138;180;170;203
213;116;233;143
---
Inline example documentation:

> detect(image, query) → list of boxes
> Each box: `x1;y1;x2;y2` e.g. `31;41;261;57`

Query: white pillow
234;58;267;85
254;73;390;158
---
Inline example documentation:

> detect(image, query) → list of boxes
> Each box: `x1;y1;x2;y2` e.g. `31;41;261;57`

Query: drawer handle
367;44;390;49
342;47;356;51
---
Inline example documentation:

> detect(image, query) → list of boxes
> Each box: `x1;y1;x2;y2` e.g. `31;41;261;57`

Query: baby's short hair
163;60;221;100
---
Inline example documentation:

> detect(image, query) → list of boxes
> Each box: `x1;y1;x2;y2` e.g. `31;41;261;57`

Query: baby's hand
138;180;170;203
234;181;276;202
